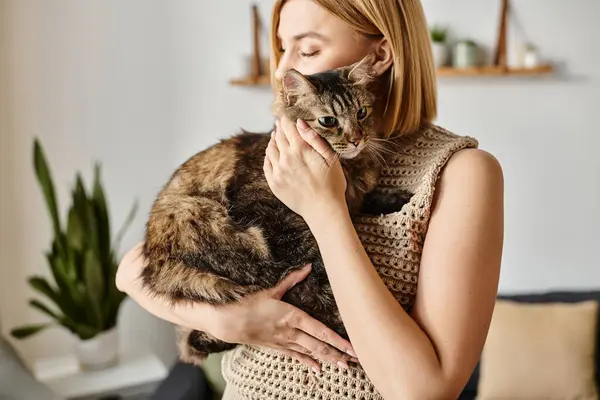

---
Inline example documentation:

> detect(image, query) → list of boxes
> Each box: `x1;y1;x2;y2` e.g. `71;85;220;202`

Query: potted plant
10;138;137;370
430;25;449;67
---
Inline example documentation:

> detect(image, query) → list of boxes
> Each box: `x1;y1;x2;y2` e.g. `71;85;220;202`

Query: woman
116;0;504;398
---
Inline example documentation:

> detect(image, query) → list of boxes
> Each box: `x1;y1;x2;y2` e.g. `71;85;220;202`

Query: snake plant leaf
84;249;105;328
29;299;61;321
28;277;61;309
67;205;85;252
92;163;110;259
58;317;99;340
33;139;61;237
72;175;89;237
28;276;83;323
10;324;52;339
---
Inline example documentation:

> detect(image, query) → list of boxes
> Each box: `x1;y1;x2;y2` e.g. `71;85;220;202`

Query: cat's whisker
370;137;403;151
366;147;385;170
367;146;389;170
367;141;396;156
292;148;332;172
325;151;341;180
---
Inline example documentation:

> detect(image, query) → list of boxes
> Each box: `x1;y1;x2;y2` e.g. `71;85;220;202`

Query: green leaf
29;299;61;321
28;276;85;324
28;277;61;309
33;139;61;237
10;324;51;339
84;249;105;328
67;206;85;252
58;317;99;340
92;163;111;259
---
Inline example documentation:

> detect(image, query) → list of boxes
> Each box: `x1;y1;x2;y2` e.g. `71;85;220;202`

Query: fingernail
296;119;309;132
312;367;321;374
337;360;349;370
351;357;359;363
346;349;357;358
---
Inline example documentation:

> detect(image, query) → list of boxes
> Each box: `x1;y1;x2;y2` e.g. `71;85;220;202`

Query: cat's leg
360;188;413;215
177;327;236;367
282;258;349;340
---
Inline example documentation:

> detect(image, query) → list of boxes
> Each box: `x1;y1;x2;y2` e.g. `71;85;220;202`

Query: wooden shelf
437;65;554;77
229;64;554;87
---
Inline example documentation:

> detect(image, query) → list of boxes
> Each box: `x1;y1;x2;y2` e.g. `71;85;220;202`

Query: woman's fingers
269;264;312;300
296;119;337;166
274;120;290;151
291;329;351;368
266;133;280;163
291;308;357;358
279;117;305;148
278;348;321;373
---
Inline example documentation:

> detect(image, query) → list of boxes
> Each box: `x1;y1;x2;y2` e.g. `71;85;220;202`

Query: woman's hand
263;117;347;223
211;264;357;372
116;244;356;373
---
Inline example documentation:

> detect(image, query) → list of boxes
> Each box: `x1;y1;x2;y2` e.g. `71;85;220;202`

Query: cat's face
274;56;378;160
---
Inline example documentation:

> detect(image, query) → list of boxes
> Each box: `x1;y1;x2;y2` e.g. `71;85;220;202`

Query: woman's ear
371;38;394;76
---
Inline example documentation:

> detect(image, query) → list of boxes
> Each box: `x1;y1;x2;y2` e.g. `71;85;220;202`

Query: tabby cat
141;56;411;366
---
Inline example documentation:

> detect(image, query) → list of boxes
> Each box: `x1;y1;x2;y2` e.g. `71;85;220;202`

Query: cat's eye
318;116;338;128
357;107;368;120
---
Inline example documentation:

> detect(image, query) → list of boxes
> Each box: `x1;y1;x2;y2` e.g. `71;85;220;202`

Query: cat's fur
141;56;412;366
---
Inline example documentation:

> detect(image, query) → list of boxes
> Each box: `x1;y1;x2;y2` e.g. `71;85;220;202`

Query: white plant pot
74;327;119;371
431;42;449;67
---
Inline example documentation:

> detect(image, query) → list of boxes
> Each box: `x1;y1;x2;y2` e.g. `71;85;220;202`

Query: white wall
1;0;598;369
422;0;600;293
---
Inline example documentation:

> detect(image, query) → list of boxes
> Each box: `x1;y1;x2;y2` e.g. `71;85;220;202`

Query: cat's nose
350;138;362;147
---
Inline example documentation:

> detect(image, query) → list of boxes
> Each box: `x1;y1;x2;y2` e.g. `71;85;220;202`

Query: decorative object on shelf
523;43;541;68
453;40;480;69
10;138;138;371
230;4;270;86
487;0;553;75
430;25;449;67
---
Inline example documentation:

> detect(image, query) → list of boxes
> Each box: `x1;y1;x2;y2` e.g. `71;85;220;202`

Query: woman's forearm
305;207;444;399
115;245;218;332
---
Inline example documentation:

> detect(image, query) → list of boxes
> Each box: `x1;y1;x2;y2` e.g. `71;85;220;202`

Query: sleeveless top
220;124;479;399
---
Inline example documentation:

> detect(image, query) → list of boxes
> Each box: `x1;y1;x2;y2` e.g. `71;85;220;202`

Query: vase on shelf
429;25;449;68
432;42;449;68
453;40;479;69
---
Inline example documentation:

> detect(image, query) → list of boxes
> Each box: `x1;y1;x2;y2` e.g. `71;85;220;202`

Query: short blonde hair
270;0;437;137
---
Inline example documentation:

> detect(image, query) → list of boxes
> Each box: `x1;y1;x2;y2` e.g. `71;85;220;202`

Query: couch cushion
460;290;600;397
477;299;598;400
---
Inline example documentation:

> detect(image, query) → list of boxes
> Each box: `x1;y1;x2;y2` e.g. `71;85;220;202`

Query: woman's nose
275;55;291;81
275;64;286;81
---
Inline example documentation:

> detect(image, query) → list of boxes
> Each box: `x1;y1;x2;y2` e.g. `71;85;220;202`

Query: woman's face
275;0;375;80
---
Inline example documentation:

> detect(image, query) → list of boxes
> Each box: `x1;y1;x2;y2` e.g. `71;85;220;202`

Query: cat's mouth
339;142;366;159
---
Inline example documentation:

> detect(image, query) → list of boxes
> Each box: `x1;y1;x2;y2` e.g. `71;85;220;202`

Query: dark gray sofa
459;290;600;399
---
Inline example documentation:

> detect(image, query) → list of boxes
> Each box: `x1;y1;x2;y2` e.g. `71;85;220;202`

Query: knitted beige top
220;124;479;399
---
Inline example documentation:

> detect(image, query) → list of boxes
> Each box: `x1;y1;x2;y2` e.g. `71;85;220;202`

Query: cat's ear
346;53;377;86
281;69;315;105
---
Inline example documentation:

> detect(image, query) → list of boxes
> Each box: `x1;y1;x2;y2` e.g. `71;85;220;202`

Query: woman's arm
268;119;503;399
115;244;357;371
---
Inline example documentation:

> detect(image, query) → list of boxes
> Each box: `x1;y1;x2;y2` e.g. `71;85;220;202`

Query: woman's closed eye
300;50;320;58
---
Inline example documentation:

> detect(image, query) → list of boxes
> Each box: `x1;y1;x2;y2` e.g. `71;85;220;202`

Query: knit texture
220;124;479;399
